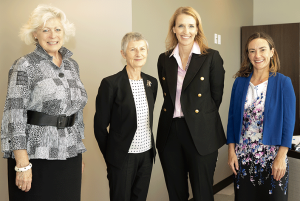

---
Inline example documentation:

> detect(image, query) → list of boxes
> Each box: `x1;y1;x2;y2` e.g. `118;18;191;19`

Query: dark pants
107;149;153;201
159;118;218;201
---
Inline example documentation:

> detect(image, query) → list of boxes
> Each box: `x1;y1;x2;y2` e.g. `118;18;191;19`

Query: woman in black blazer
94;32;157;201
157;7;226;201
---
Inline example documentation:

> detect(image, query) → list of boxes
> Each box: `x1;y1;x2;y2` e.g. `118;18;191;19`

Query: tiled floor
214;183;234;201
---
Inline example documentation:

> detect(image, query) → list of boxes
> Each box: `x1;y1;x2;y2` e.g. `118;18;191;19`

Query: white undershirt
128;79;152;153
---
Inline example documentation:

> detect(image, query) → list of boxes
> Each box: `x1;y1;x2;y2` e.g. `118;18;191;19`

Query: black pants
107;149;153;201
159;118;218;201
8;154;82;201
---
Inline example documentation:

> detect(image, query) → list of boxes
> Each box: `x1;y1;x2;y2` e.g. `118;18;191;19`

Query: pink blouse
169;42;201;118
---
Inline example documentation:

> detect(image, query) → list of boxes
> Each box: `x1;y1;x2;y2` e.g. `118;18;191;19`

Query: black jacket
156;49;226;155
94;67;158;169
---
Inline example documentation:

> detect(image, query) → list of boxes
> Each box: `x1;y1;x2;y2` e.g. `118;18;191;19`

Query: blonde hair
165;7;209;54
19;4;75;45
235;32;280;78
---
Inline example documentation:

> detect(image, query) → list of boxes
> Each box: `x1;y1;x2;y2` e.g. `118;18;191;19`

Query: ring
19;186;21;188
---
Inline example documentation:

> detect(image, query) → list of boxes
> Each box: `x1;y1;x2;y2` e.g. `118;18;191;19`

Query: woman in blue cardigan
227;32;295;201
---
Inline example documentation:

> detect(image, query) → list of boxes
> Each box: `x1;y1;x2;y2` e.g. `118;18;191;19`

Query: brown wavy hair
235;32;280;78
165;7;209;54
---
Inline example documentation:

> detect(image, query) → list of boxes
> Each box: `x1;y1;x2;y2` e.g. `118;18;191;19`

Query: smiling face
33;18;64;56
121;40;148;70
248;38;274;72
173;14;198;48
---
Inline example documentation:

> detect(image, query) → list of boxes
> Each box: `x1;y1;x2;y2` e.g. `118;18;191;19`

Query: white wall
254;0;300;25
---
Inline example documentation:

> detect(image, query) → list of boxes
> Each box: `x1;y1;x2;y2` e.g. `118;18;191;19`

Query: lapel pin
147;80;152;87
200;77;204;81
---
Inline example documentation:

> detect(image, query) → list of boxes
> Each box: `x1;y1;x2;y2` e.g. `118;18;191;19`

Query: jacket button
200;77;204;81
163;108;167;112
198;93;202;97
195;109;199;113
164;92;166;96
162;77;166;80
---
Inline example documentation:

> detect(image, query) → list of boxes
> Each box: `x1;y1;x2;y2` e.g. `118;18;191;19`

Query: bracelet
15;163;32;172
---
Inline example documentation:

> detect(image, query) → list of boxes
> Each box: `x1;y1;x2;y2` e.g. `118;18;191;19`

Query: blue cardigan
226;72;296;148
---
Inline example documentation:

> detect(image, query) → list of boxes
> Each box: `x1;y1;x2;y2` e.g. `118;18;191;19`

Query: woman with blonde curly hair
1;5;87;201
227;32;295;200
156;6;226;201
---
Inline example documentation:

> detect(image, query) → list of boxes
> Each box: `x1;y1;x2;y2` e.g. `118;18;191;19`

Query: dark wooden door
241;23;300;136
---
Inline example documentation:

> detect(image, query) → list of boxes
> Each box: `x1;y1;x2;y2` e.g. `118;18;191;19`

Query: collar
34;43;73;61
169;42;201;58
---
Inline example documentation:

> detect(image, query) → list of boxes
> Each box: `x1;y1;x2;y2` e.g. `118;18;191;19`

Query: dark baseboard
188;174;233;201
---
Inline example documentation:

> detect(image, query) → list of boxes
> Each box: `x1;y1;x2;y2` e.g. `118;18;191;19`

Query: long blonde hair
235;32;280;78
165;7;209;54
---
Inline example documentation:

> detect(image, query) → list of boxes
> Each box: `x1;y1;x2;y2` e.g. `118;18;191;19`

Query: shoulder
101;69;124;86
273;72;289;80
232;76;249;89
142;72;157;82
273;73;294;90
272;72;292;84
10;51;40;72
68;57;79;66
67;58;80;73
158;51;171;60
205;48;222;59
206;48;219;55
206;48;218;54
235;76;248;82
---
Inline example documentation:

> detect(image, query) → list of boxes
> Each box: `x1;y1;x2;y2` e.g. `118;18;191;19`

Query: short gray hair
19;4;75;45
121;32;149;54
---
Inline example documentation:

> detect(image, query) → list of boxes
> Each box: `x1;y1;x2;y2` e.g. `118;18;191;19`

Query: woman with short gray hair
1;5;87;201
94;32;157;201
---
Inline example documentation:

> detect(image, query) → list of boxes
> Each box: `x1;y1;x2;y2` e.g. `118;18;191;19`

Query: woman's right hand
13;150;32;192
16;168;32;192
228;143;239;175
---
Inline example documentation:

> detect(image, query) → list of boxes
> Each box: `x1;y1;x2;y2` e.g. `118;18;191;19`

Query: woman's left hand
272;146;288;181
82;161;85;174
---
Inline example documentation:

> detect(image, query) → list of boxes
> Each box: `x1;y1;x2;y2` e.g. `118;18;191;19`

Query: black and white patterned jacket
1;44;88;160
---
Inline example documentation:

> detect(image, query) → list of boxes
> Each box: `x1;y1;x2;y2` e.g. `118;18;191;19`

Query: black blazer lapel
182;54;207;91
142;73;154;128
165;56;178;105
121;67;136;117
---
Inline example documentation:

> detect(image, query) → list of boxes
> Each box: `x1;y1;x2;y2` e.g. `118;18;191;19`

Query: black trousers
107;149;153;201
8;154;82;201
159;118;218;201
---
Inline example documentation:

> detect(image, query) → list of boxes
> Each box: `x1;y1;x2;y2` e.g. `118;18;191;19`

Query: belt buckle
57;114;67;129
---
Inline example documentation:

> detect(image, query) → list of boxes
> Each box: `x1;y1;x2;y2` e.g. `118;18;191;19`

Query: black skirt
7;154;82;201
234;158;289;201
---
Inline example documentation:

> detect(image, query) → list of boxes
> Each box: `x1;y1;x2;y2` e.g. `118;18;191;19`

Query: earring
249;62;252;70
271;57;274;66
35;37;37;39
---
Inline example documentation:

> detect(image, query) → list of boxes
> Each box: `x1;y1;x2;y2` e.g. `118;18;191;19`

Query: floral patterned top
235;80;288;194
1;44;88;160
235;80;279;166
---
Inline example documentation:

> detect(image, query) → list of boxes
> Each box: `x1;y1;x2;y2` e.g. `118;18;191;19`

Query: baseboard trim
213;174;233;194
188;174;233;201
